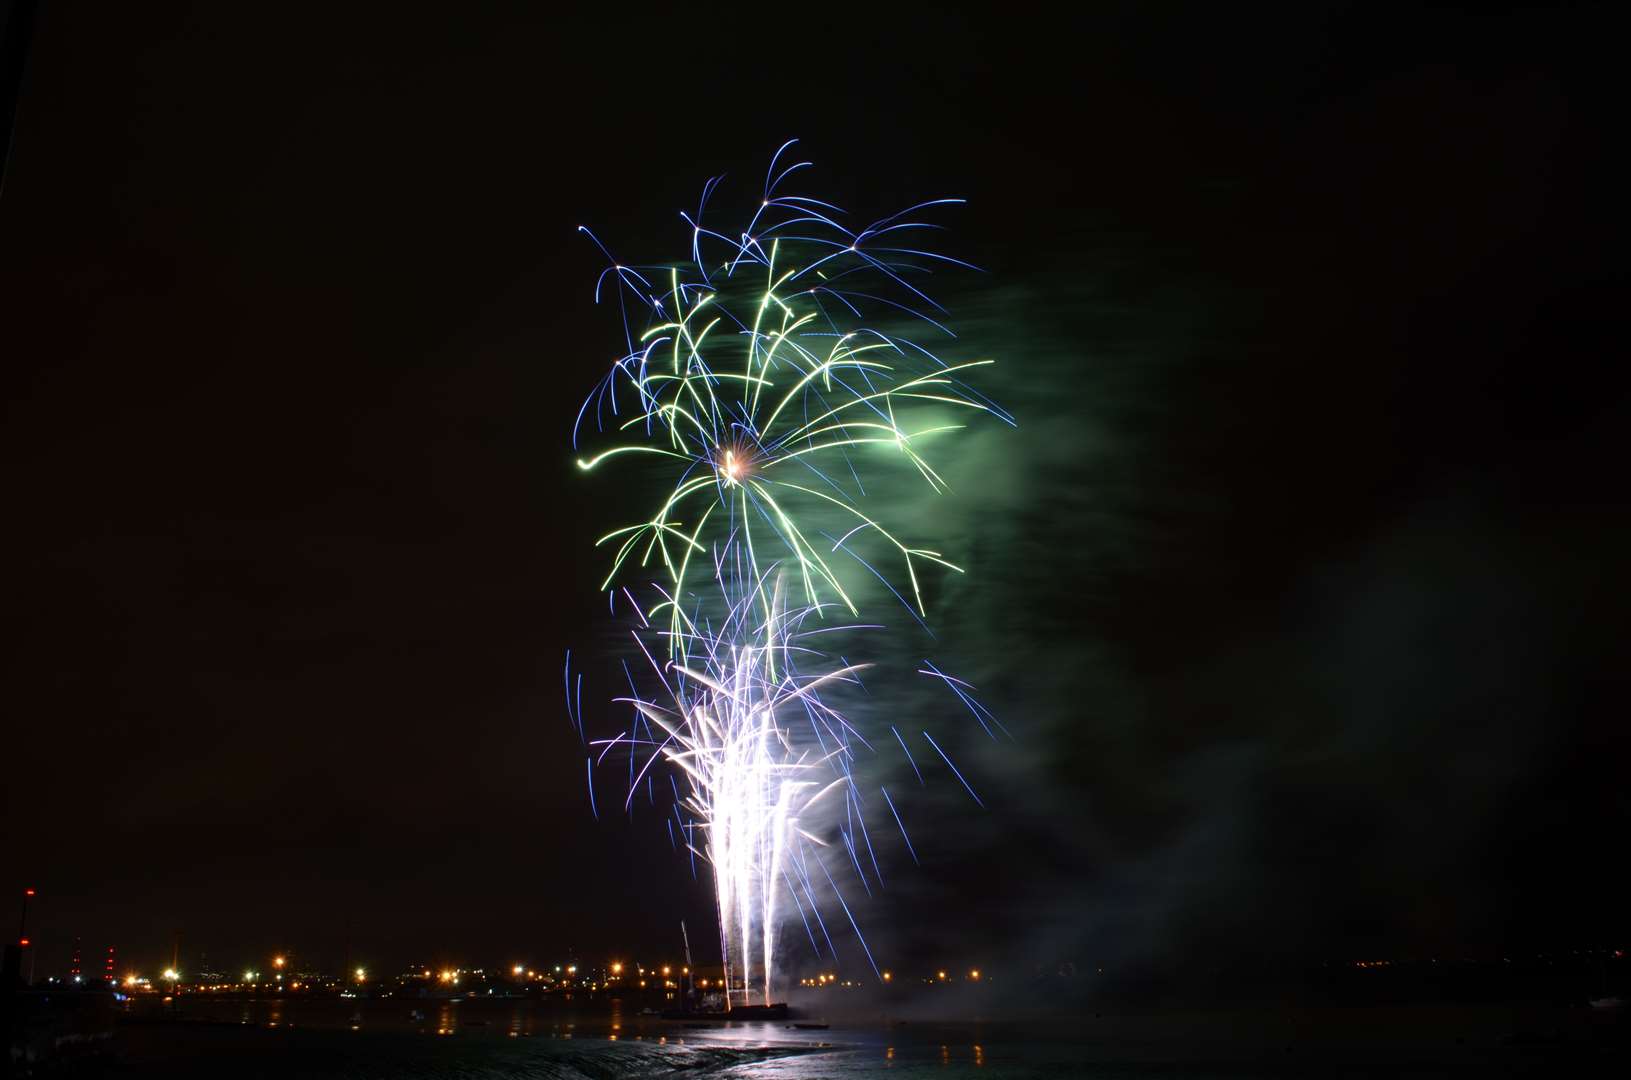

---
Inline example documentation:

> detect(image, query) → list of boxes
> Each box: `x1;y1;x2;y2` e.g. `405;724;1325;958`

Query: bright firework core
716;445;755;486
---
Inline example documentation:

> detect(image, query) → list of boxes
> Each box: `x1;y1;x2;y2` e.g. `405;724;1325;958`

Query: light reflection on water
135;999;1080;1076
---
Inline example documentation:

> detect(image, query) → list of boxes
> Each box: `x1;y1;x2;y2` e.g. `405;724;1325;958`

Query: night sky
2;4;1622;985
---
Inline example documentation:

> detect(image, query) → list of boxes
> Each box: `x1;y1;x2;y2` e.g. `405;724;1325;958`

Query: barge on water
660;1001;789;1020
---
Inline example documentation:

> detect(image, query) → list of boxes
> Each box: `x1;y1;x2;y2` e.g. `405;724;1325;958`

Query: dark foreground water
26;995;1631;1078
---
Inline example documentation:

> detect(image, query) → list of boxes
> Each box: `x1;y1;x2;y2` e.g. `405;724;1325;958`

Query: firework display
570;142;1007;1008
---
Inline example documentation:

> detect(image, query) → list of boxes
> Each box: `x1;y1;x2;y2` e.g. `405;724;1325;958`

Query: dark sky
1;3;1622;983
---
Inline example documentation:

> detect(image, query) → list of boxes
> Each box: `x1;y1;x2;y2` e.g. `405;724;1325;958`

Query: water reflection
105;998;1071;1077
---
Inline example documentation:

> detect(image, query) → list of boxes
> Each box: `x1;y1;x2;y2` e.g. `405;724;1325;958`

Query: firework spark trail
572;143;1004;1007
879;786;918;866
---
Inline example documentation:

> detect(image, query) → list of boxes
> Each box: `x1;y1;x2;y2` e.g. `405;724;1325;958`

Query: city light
0;937;1009;1003
273;956;286;969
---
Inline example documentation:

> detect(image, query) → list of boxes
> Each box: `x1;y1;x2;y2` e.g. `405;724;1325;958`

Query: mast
0;0;42;200
680;920;694;1010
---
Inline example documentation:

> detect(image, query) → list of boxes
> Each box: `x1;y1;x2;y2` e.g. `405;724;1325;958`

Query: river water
79;995;1627;1077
